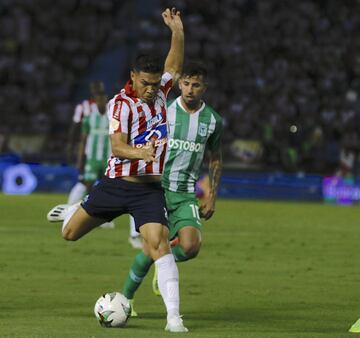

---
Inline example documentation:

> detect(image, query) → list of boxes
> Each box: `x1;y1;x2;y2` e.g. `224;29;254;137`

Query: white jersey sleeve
108;96;131;135
72;104;83;123
160;72;173;98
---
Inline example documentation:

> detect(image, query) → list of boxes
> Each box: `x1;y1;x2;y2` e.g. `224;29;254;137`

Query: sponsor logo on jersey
168;138;204;152
113;102;121;120
134;123;167;148
146;113;163;129
198;122;208;137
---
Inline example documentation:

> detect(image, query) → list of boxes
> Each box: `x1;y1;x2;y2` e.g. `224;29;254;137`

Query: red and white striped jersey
72;99;96;123
105;72;173;178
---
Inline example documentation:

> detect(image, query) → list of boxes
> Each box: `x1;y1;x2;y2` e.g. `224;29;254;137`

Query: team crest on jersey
198;122;208;137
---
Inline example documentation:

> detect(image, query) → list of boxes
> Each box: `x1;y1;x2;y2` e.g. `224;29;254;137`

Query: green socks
171;245;193;262
122;252;153;299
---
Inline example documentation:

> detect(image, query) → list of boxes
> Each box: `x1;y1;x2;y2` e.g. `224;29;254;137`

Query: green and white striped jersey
81;105;111;161
162;97;223;193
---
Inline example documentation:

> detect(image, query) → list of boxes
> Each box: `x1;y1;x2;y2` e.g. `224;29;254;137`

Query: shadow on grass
182;304;349;334
64;303;350;334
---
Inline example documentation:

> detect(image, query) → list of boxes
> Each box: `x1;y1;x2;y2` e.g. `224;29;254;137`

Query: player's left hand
162;7;183;32
199;196;215;220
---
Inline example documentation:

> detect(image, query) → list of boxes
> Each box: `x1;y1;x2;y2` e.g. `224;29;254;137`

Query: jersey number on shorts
190;204;201;221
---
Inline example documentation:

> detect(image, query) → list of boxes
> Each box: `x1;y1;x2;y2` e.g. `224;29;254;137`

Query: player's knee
145;231;168;254
147;237;162;251
62;226;79;241
181;238;201;259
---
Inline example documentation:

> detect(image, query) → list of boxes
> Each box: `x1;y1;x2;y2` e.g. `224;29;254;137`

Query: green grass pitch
0;193;359;338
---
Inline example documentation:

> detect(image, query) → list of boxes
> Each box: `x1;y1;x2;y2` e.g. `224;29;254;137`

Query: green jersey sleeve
207;112;223;151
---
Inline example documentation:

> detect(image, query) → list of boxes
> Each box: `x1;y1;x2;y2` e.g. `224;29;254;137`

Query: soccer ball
94;292;131;328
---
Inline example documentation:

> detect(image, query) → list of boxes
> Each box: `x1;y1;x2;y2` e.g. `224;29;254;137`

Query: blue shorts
81;176;167;232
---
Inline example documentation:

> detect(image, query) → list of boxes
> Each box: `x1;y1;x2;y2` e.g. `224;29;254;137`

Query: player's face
179;75;207;107
131;71;162;104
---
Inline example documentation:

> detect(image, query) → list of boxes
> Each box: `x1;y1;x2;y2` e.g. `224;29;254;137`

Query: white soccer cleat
165;315;189;333
128;235;143;249
47;204;70;222
100;221;115;229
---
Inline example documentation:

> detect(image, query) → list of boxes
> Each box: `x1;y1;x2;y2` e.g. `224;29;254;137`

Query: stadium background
1;1;360;337
2;0;360;200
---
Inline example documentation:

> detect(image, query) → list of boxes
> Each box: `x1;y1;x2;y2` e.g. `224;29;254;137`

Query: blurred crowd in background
1;0;360;176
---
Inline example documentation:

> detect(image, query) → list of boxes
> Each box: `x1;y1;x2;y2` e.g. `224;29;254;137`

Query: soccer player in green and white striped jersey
47;82;115;229
66;81;106;205
162;62;223;258
122;61;223;314
77;82;110;192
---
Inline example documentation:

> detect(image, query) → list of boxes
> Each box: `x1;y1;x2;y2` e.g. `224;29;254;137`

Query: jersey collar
124;80;138;99
177;97;205;115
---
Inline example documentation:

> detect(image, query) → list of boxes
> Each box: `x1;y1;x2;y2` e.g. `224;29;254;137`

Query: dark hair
132;54;162;73
182;61;208;80
89;81;105;95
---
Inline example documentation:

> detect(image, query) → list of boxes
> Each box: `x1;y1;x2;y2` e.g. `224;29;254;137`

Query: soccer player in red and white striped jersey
105;69;172;178
61;8;188;333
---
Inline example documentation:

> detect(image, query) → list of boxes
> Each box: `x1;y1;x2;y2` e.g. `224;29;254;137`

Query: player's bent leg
139;222;170;260
140;222;188;333
153;227;202;296
62;206;107;241
173;226;202;262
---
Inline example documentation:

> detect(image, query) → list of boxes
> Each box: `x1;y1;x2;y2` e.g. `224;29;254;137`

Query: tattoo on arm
209;150;222;198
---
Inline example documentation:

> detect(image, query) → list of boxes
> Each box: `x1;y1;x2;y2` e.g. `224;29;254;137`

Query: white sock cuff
155;253;175;267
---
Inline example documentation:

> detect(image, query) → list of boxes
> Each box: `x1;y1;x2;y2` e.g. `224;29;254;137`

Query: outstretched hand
162;7;183;32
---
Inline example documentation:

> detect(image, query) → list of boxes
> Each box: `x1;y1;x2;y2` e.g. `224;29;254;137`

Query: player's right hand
162;8;183;32
141;141;158;163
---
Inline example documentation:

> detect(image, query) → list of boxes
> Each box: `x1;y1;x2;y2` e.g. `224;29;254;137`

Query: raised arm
162;7;184;83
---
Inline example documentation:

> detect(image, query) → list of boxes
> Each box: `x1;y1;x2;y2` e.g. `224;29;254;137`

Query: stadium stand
1;0;360;175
